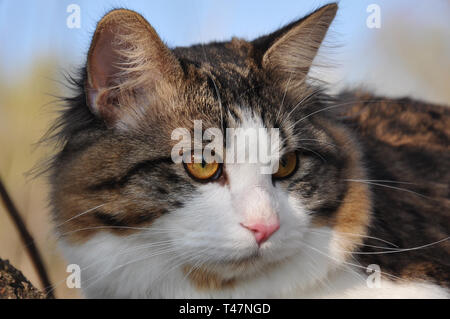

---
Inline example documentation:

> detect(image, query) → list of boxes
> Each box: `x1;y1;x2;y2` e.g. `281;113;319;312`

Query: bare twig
0;176;54;298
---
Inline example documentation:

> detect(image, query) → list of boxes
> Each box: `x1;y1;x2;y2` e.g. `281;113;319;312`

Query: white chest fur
59;232;448;299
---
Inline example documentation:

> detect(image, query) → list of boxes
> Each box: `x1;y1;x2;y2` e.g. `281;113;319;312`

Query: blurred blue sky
0;0;449;96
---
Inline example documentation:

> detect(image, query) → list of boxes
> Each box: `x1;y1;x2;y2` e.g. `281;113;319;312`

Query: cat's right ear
86;9;182;127
253;3;337;89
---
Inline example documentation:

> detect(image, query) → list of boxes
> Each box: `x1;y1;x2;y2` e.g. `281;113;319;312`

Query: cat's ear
86;9;182;127
254;3;337;84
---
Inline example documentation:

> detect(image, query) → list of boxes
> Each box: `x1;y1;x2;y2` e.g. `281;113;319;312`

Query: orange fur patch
183;265;236;290
313;120;372;257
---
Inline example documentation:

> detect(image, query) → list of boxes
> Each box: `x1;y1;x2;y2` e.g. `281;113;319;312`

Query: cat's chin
185;247;296;281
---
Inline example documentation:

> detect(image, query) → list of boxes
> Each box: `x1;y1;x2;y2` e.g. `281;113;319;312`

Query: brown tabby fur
339;92;450;287
48;4;449;290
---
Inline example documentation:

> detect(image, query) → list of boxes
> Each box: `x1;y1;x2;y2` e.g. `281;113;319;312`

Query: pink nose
241;222;280;245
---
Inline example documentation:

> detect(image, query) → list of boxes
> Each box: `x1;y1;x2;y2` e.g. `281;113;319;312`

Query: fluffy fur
48;4;449;298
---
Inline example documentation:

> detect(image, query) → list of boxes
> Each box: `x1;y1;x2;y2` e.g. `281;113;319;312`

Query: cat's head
51;3;371;293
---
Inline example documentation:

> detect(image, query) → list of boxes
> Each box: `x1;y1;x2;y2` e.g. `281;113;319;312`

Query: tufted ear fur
85;9;183;127
254;3;337;89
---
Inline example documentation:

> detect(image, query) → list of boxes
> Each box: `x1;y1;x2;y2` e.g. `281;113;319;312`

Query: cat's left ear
254;3;337;84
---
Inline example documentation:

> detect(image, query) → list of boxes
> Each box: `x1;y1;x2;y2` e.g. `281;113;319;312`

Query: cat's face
138;80;347;279
51;4;371;293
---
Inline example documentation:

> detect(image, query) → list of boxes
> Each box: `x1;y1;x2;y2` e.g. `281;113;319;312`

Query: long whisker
201;43;224;131
345;179;432;200
285;98;428;131
308;231;400;251
344;179;417;185
309;228;399;248
208;73;224;130
178;247;213;286
286;103;346;131
297;138;338;148
283;86;326;123
82;247;178;291
148;246;211;288
56;226;180;239
275;73;293;123
300;240;410;283
43;239;180;295
298;145;327;163
55;203;107;228
83;239;182;271
338;237;450;255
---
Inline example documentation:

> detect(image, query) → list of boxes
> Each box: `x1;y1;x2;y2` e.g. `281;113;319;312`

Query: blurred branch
0;176;54;298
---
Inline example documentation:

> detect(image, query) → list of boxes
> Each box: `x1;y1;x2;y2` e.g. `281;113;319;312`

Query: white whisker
55;203;107;228
345;179;432;200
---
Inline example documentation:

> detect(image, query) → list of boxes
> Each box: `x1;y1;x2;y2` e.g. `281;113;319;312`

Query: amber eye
273;152;298;179
184;155;222;181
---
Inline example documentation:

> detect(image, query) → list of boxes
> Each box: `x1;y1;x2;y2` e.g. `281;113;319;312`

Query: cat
48;3;450;298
